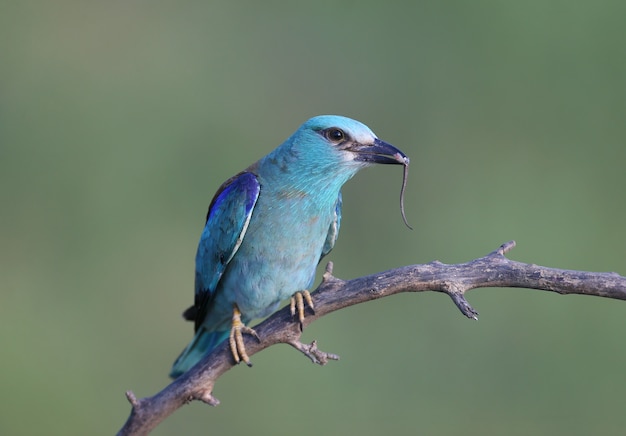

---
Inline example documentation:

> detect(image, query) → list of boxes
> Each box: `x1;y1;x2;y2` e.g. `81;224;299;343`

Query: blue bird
170;115;409;378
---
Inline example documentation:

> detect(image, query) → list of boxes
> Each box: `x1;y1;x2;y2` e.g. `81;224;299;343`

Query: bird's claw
229;305;259;366
290;290;315;329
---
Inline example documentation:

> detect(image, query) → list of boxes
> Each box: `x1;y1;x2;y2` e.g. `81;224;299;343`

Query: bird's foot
229;304;259;366
290;289;315;330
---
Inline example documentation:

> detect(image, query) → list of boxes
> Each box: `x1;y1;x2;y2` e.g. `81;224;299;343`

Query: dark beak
352;138;410;165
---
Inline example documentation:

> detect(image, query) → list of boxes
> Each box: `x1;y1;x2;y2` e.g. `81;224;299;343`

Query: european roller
170;115;409;378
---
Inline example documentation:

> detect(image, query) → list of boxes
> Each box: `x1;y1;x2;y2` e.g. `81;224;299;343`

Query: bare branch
117;241;626;435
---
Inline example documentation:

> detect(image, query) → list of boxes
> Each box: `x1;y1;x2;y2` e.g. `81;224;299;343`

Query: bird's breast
218;190;336;319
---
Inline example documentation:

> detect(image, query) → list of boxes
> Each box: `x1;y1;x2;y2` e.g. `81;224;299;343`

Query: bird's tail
169;328;229;379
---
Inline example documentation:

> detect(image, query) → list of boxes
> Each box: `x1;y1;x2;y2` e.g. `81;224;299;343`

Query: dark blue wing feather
194;171;260;329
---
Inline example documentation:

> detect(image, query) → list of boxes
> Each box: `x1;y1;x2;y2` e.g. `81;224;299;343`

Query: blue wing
193;171;260;330
320;191;342;261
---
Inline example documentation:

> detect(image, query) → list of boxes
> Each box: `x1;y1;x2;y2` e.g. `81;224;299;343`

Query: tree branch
117;241;626;435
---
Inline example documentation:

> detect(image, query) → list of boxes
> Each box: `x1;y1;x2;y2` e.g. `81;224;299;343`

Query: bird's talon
290;296;296;317
291;290;314;329
230;305;257;366
302;289;314;311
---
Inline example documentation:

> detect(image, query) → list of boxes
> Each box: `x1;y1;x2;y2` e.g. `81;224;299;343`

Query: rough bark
117;241;626;435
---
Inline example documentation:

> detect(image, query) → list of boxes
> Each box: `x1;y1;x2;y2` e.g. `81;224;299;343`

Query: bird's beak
351;138;410;165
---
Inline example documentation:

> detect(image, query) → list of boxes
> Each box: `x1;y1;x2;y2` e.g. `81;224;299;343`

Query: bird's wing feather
193;171;260;329
320;191;342;261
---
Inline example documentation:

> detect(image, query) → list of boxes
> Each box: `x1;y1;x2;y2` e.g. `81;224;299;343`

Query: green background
2;1;626;435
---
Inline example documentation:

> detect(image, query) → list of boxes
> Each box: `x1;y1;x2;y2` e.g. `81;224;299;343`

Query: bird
170;115;409;378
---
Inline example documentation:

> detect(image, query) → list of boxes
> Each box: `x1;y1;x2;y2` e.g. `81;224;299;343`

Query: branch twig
117;241;626;435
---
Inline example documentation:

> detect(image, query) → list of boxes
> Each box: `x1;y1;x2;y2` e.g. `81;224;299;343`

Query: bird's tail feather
169;328;229;379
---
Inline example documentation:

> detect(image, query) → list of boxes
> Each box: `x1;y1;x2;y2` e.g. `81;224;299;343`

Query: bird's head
253;115;410;227
296;115;410;170
260;115;412;227
260;115;409;184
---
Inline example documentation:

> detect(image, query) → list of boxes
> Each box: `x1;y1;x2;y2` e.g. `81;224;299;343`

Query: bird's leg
229;304;259;366
290;290;315;329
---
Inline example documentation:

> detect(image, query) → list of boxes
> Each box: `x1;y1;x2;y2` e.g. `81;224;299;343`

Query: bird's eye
325;128;346;143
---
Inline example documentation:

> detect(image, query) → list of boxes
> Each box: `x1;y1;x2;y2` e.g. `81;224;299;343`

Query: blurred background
2;1;626;435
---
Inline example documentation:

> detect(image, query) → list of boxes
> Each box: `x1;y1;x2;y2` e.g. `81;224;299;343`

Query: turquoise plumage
170;115;409;378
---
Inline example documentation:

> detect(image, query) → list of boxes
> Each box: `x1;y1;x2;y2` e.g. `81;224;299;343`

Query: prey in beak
350;138;412;229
